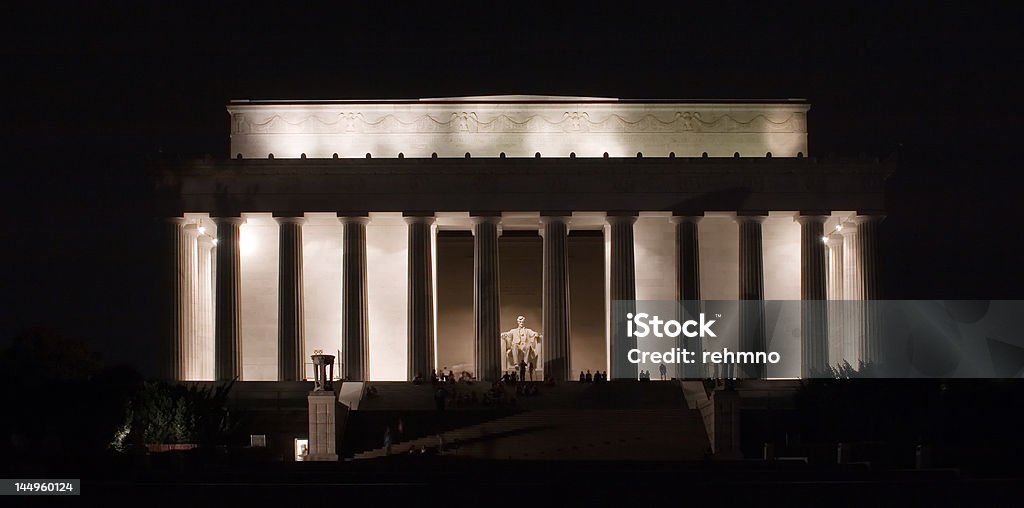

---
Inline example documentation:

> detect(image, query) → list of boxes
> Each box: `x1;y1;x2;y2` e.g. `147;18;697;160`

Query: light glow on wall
239;213;279;380
366;213;409;381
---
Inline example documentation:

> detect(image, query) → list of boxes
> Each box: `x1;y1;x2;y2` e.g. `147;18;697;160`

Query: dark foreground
25;456;1020;506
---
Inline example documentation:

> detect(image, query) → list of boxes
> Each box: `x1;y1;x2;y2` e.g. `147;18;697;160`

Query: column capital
403;215;436;226
183;223;201;237
338;215;370;226
470;215;502;226
605;212;637;226
794;214;829;225
670;215;703;225
825;233;844;249
734;214;767;225
539;214;571;225
166;217;189;226
470;216;502;236
274;216;306;225
539;215;570;237
213;216;246;226
851;214;887;225
839;220;859;237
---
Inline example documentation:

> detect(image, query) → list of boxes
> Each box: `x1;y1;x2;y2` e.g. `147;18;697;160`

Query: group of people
499;369;529;384
639;364;669;381
415;368;475;386
578;369;608;382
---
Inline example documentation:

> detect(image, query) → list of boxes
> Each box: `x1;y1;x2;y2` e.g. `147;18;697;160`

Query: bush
111;379;237;449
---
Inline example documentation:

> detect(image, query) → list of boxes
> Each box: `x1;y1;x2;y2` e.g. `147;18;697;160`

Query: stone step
355;408;708;460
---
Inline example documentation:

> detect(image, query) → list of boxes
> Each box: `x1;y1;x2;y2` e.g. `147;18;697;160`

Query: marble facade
157;96;890;382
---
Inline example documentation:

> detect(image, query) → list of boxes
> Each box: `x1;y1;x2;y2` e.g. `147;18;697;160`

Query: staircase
354;381;710;460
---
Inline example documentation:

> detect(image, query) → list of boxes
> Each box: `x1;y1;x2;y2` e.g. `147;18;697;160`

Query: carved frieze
232;109;807;135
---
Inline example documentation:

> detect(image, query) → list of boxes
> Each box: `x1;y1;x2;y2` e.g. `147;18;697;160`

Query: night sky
3;2;1020;373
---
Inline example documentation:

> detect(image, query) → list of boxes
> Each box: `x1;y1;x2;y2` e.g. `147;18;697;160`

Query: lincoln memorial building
154;95;891;383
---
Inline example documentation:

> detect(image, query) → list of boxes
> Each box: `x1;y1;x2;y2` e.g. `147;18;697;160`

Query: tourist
579;371;585;382
659;363;667;381
585;369;593;383
434;386;447;411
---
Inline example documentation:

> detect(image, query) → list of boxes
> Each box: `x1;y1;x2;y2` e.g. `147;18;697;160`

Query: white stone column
541;214;571;381
854;214;885;365
673;215;703;378
405;215;435;381
608;213;637;380
276;216;306;381
840;220;863;366
340;216;370;381
215;217;244;381
196;233;216;380
826;232;844;367
797;215;829;378
472;215;502;381
182;224;199;380
736;214;766;379
162;218;188;381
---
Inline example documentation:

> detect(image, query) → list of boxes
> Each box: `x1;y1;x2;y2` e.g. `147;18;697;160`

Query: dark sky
3;2;1021;372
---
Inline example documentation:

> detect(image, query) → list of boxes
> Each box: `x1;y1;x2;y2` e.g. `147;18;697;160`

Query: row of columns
161;220;216;381
162;211;883;383
471;214;575;381
673;213;884;378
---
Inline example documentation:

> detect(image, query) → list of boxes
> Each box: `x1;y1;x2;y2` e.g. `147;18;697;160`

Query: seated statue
502;315;541;372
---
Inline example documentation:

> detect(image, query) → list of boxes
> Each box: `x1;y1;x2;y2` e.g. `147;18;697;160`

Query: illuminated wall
635;214;678;302
365;213;409;381
699;215;740;300
301;214;343;376
763;215;801;300
239;213;279;380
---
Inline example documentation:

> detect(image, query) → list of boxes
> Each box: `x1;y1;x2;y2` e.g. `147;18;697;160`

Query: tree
111;379;237;449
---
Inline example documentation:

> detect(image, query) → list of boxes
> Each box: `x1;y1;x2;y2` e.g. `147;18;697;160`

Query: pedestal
307;391;338;461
